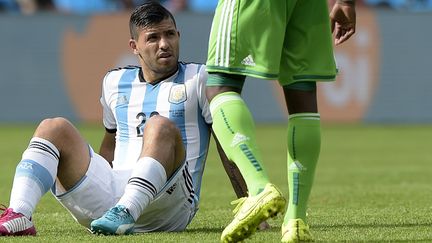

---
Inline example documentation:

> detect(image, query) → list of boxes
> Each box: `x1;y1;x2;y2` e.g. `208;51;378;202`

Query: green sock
210;91;269;196
284;113;321;223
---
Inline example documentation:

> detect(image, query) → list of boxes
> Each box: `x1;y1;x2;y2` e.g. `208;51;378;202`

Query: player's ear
129;39;139;55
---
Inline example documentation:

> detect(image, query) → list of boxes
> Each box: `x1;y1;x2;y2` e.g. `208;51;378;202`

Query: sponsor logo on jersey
169;84;187;104
166;183;177;194
170;109;185;118
241;55;256;66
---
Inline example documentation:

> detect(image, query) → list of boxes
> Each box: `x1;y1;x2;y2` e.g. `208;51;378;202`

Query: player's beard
152;60;178;81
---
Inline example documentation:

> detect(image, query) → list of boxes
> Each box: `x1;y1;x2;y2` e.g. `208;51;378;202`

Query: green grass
1;123;432;242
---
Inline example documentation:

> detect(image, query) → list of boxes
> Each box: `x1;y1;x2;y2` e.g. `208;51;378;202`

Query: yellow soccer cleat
221;183;286;243
281;218;314;243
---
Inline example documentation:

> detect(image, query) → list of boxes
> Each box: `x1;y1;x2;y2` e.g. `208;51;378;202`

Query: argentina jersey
100;62;212;200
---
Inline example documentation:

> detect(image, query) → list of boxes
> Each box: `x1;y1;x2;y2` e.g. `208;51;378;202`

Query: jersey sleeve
197;65;212;124
100;72;117;130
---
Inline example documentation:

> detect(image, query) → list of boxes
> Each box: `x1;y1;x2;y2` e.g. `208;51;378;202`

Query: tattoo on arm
213;132;249;198
224;161;248;198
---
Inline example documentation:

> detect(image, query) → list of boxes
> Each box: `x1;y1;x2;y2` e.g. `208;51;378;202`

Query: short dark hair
129;1;177;40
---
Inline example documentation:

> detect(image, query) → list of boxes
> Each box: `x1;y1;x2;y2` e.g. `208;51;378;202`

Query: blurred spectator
37;0;54;10
161;0;186;13
52;0;120;14
364;0;407;8
5;0;432;14
364;0;432;10
120;0;187;13
121;0;147;10
0;0;19;12
16;0;37;14
16;0;54;14
187;0;217;13
0;0;188;14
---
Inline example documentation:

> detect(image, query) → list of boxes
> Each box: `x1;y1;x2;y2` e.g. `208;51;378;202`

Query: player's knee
36;117;73;139
144;115;180;140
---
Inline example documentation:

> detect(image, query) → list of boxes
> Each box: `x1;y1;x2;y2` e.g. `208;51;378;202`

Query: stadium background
1;6;431;124
1;3;432;242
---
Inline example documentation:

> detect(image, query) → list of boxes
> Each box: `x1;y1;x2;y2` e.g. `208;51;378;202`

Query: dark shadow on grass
183;227;224;233
185;226;282;234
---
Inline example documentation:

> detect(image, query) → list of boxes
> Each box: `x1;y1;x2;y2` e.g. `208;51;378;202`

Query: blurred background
0;0;432;124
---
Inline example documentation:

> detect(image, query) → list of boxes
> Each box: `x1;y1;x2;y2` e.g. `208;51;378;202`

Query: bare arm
99;130;116;168
330;0;356;45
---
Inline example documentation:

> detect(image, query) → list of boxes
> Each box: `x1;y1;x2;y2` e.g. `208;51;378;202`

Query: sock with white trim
285;113;321;222
9;137;59;219
117;157;167;221
209;91;270;196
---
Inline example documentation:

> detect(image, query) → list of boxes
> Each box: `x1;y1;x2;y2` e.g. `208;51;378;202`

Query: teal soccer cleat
91;205;135;235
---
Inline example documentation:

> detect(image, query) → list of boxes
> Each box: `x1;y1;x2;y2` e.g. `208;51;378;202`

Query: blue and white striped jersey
100;62;212;199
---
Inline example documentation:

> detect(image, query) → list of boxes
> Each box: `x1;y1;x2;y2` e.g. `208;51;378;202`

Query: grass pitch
0;123;431;242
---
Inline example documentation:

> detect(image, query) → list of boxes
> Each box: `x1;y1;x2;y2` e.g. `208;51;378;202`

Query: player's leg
207;82;271;197
206;0;290;196
278;0;336;242
206;0;287;197
1;117;91;236
122;159;197;232
54;148;124;229
207;50;286;243
282;84;320;243
206;1;287;242
91;115;185;235
118;115;185;220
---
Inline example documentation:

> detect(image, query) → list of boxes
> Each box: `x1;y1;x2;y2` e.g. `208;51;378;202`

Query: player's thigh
134;161;196;232
279;0;337;86
206;0;287;79
52;149;129;228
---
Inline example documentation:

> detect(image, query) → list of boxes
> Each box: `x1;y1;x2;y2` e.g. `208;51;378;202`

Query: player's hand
330;2;356;45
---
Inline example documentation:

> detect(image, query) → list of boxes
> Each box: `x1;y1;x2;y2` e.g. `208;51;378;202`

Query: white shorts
52;147;197;232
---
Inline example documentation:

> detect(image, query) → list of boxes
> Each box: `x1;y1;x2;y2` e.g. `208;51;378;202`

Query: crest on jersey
169;84;187;104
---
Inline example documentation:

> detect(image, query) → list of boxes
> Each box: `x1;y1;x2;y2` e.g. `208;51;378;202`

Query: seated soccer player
0;2;247;236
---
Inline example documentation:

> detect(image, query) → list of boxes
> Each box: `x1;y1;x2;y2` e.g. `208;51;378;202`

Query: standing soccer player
0;2;247;236
206;0;356;242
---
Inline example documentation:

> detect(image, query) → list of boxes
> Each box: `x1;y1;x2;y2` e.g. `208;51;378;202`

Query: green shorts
206;0;337;86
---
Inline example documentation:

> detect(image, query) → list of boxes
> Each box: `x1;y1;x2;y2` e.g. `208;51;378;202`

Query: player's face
131;18;180;83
